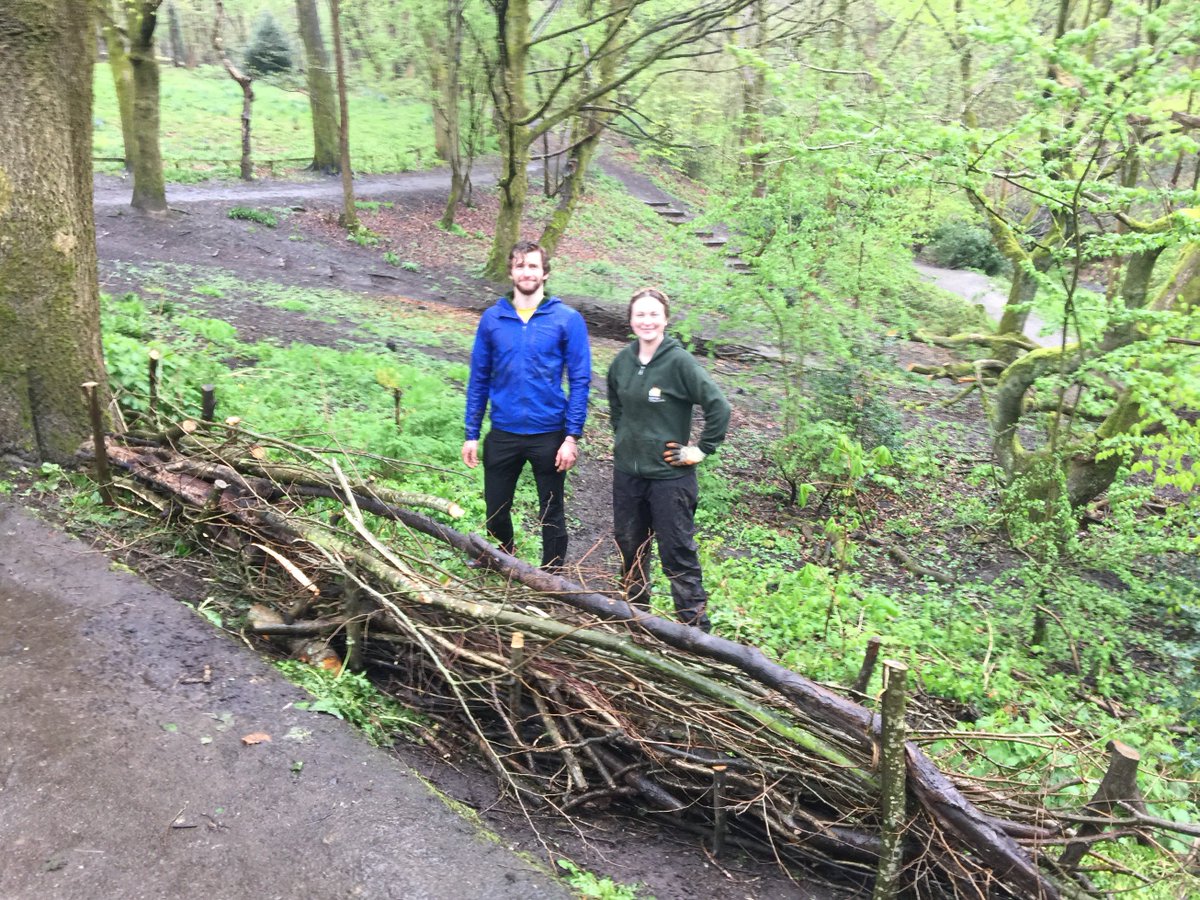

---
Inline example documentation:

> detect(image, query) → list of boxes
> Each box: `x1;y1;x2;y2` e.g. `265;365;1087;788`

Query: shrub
925;220;1007;275
244;12;293;76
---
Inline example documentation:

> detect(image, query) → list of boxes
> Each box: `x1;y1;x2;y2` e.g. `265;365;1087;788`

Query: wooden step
644;200;672;207
701;238;727;248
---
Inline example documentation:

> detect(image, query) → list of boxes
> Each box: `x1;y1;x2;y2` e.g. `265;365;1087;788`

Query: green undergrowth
93;63;436;180
275;659;422;746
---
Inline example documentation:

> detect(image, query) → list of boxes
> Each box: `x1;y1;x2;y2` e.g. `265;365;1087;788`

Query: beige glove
663;441;705;466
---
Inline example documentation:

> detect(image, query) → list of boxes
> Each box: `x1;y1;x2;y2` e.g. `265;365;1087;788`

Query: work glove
663;441;705;466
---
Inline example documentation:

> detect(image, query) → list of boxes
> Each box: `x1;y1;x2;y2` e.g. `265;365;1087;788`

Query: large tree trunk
0;0;110;462
295;0;339;173
329;0;358;229
484;0;532;280
128;2;168;213
100;9;137;172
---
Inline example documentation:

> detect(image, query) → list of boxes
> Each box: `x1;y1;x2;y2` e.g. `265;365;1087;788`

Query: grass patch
228;206;279;227
93;63;437;179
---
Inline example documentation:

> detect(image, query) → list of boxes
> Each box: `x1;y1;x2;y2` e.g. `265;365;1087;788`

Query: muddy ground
1;167;913;899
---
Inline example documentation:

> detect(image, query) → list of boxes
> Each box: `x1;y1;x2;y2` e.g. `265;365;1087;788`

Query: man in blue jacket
462;241;591;569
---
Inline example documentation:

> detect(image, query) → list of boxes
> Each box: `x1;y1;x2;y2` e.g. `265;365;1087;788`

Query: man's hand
462;440;480;469
663;441;705;467
555;436;578;472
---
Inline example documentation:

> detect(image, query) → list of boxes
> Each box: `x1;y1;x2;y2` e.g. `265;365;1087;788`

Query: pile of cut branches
86;420;1197;899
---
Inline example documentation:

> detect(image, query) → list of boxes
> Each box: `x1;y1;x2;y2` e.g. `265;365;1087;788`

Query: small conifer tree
245;12;292;76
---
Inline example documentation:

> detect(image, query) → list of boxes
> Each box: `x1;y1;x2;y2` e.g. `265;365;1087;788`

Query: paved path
913;261;1058;346
0;500;568;900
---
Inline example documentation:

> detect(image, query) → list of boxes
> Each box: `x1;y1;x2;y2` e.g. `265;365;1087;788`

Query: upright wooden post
872;659;909;899
148;349;161;418
853;635;883;694
201;384;216;422
507;632;526;714
81;382;114;506
344;582;365;672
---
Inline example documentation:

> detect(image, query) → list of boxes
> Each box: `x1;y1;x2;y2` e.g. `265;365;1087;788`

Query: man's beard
514;278;542;299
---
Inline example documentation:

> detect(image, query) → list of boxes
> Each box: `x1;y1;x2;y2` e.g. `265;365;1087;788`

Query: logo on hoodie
647;386;664;403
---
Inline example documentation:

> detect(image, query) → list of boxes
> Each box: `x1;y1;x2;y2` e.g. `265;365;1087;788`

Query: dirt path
0;500;569;900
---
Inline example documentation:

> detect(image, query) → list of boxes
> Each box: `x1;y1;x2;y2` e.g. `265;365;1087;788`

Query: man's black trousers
482;429;567;568
612;468;710;631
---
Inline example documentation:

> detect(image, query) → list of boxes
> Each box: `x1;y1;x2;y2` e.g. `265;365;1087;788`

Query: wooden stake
853;635;883;694
201;384;216;422
148;349;161;418
711;764;728;857
344;582;365;672
81;381;114;506
872;659;909;900
507;632;525;714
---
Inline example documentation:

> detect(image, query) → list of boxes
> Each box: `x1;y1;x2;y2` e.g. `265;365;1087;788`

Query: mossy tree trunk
99;4;137;173
295;0;339;173
0;0;111;463
987;241;1199;509
539;0;628;256
484;0;531;280
435;0;466;229
329;0;358;230
128;1;168;213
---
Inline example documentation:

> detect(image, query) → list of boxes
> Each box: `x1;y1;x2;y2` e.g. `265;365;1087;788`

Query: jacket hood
625;334;686;363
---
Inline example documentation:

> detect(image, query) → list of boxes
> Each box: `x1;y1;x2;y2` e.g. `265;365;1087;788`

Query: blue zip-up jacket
465;294;591;441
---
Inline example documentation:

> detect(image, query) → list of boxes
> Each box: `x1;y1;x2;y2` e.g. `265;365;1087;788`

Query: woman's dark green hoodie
607;336;731;479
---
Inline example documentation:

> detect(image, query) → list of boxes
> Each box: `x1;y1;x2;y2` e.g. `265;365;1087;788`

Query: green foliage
275;660;419;746
228;206;278;227
925;220;1008;275
244;12;293;76
347;227;381;248
555;859;644;899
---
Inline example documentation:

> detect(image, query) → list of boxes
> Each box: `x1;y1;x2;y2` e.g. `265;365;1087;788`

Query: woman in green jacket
607;288;730;631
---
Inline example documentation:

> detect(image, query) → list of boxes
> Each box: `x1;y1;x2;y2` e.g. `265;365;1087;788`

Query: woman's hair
628;287;670;320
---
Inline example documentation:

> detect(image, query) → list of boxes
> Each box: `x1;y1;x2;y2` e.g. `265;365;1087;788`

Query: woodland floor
6;163;1027;899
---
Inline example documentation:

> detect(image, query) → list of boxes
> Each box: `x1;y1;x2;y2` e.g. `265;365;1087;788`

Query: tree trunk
437;0;466;229
213;0;254;181
484;0;532;280
539;0;626;254
0;0;111;462
295;0;339;173
100;9;137;172
128;2;168;213
166;0;185;66
738;0;767;196
329;0;358;229
539;128;600;257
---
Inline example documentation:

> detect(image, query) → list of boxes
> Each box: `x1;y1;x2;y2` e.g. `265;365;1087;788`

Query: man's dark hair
509;240;550;276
